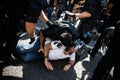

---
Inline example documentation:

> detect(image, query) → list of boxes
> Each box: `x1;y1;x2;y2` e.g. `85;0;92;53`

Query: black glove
29;37;35;44
46;20;59;28
46;21;54;27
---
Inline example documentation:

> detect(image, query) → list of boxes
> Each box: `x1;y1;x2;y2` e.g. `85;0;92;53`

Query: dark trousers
90;27;120;80
90;48;114;80
90;33;104;57
0;0;26;60
90;15;118;57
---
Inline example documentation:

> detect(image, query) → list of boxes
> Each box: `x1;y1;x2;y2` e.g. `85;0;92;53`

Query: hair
60;32;73;47
65;42;75;52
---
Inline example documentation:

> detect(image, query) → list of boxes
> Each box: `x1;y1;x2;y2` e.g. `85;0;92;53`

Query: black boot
29;37;35;44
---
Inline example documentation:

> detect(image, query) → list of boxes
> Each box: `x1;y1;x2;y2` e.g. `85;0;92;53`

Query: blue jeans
16;37;40;62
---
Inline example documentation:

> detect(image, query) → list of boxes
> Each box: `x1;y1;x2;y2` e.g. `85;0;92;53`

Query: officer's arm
39;10;49;23
75;11;92;19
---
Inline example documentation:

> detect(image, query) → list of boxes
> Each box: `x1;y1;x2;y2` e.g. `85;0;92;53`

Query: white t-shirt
47;41;75;60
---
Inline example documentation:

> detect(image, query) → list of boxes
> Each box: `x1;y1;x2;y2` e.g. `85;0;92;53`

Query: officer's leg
90;47;114;80
25;22;36;43
88;32;104;58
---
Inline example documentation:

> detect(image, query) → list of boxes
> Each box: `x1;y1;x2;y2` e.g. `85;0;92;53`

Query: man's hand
63;64;71;71
46;20;60;28
46;21;54;27
63;60;74;71
44;59;54;71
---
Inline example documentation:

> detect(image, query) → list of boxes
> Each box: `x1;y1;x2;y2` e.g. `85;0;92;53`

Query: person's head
60;32;73;47
64;43;75;55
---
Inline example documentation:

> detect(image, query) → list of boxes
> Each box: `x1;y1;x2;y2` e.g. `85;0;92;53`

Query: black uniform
90;0;120;79
42;21;79;42
89;0;120;58
25;0;54;23
0;0;29;79
77;0;102;43
0;0;28;61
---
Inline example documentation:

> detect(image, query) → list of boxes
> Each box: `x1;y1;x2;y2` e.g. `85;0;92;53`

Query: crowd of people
0;0;120;79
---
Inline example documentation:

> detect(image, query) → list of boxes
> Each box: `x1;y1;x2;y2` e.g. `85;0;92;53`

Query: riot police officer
90;0;120;79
